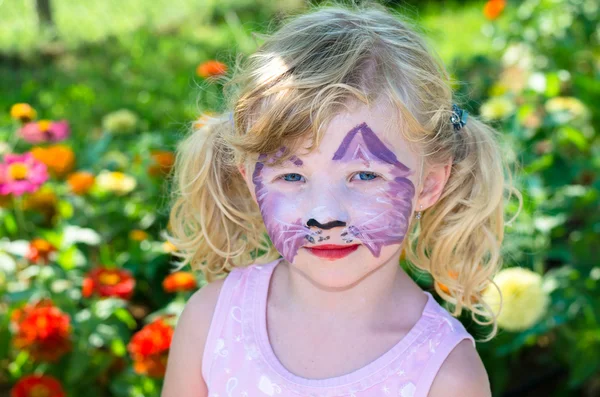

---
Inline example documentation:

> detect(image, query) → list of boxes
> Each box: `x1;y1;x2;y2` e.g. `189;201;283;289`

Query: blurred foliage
0;0;599;396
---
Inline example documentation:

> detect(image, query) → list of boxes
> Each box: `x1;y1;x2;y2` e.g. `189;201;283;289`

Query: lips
305;244;360;260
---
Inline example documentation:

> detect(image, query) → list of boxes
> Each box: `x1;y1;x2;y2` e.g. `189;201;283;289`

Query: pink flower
19;120;70;143
0;152;49;196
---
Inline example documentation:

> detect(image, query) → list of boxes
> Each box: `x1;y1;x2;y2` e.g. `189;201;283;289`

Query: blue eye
281;173;304;182
352;171;379;181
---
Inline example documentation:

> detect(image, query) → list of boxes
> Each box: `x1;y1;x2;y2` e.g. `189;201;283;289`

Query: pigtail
166;113;278;282
405;113;522;340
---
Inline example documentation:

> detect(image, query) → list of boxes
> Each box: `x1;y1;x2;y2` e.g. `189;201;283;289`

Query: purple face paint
332;122;415;257
252;122;416;263
252;147;320;263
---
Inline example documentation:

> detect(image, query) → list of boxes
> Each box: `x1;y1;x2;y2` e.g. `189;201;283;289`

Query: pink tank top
202;257;475;397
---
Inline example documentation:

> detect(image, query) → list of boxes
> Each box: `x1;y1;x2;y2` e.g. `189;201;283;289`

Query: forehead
296;101;417;167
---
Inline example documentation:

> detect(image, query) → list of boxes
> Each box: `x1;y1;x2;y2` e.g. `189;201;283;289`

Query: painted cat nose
306;219;346;230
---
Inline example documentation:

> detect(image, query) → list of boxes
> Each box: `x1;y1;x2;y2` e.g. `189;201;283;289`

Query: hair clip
451;104;468;131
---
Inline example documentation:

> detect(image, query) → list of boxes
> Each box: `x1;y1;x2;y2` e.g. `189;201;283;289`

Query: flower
544;96;589;124
129;229;148;241
26;238;57;264
483;0;506;20
193;112;216;130
102;109;139;134
67;171;95;195
128;318;174;378
19;120;70;143
0;152;49;196
162;240;178;253
148;150;175;177
196;60;227;79
163;272;197;293
435;271;458;295
82;266;136;300
30;145;75;178
479;96;516;121
95;170;137;195
10;103;37;123
482;267;549;332
10;374;66;397
62;225;101;246
10;300;72;362
22;187;58;224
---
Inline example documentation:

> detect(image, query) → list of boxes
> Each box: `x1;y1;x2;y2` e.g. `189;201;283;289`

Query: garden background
1;0;598;396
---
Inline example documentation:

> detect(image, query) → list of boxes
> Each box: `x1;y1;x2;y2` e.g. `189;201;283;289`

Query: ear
237;162;258;204
416;159;452;211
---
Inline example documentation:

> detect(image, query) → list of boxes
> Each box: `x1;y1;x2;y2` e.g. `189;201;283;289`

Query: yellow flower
129;229;149;241
479;96;516;121
544;96;589;123
162;240;178;253
483;267;549;332
10;103;37;123
96;170;137;195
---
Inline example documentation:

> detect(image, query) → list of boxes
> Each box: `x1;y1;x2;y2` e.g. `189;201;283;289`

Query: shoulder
427;339;491;397
161;276;227;397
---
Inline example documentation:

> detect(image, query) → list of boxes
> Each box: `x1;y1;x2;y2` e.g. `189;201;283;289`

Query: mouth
304;244;360;260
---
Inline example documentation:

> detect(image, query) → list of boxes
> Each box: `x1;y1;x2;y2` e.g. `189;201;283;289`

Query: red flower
195;60;227;79
127;318;174;378
10;300;71;362
163;271;197;293
11;374;66;397
82;267;136;300
26;238;57;264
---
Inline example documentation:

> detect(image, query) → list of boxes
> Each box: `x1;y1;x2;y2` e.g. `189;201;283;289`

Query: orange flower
435;271;459;295
128;318;174;378
10;374;65;397
30;145;75;178
163;272;197;293
196;60;227;79
129;229;148;241
483;0;506;20
193;112;216;129
148;150;175;177
82;267;136;300
26;238;57;264
10;300;72;362
10;103;37;123
66;171;95;195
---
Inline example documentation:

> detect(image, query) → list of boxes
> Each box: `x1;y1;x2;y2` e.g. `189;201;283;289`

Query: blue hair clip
451;104;468;131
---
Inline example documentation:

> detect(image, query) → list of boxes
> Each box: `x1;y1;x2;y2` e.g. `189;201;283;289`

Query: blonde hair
167;0;522;338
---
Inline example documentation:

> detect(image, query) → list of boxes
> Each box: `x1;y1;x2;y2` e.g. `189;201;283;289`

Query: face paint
252;147;321;263
331;122;415;257
251;122;416;263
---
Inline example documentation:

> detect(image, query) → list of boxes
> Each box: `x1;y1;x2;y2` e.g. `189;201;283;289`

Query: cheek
351;178;415;228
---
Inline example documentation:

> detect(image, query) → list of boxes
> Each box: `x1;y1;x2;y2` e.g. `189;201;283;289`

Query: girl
163;2;520;396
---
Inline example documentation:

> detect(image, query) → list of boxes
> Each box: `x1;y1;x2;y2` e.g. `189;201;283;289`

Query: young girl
162;2;520;396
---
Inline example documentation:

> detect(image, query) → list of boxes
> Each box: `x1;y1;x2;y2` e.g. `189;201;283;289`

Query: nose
306;219;346;229
303;186;350;230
